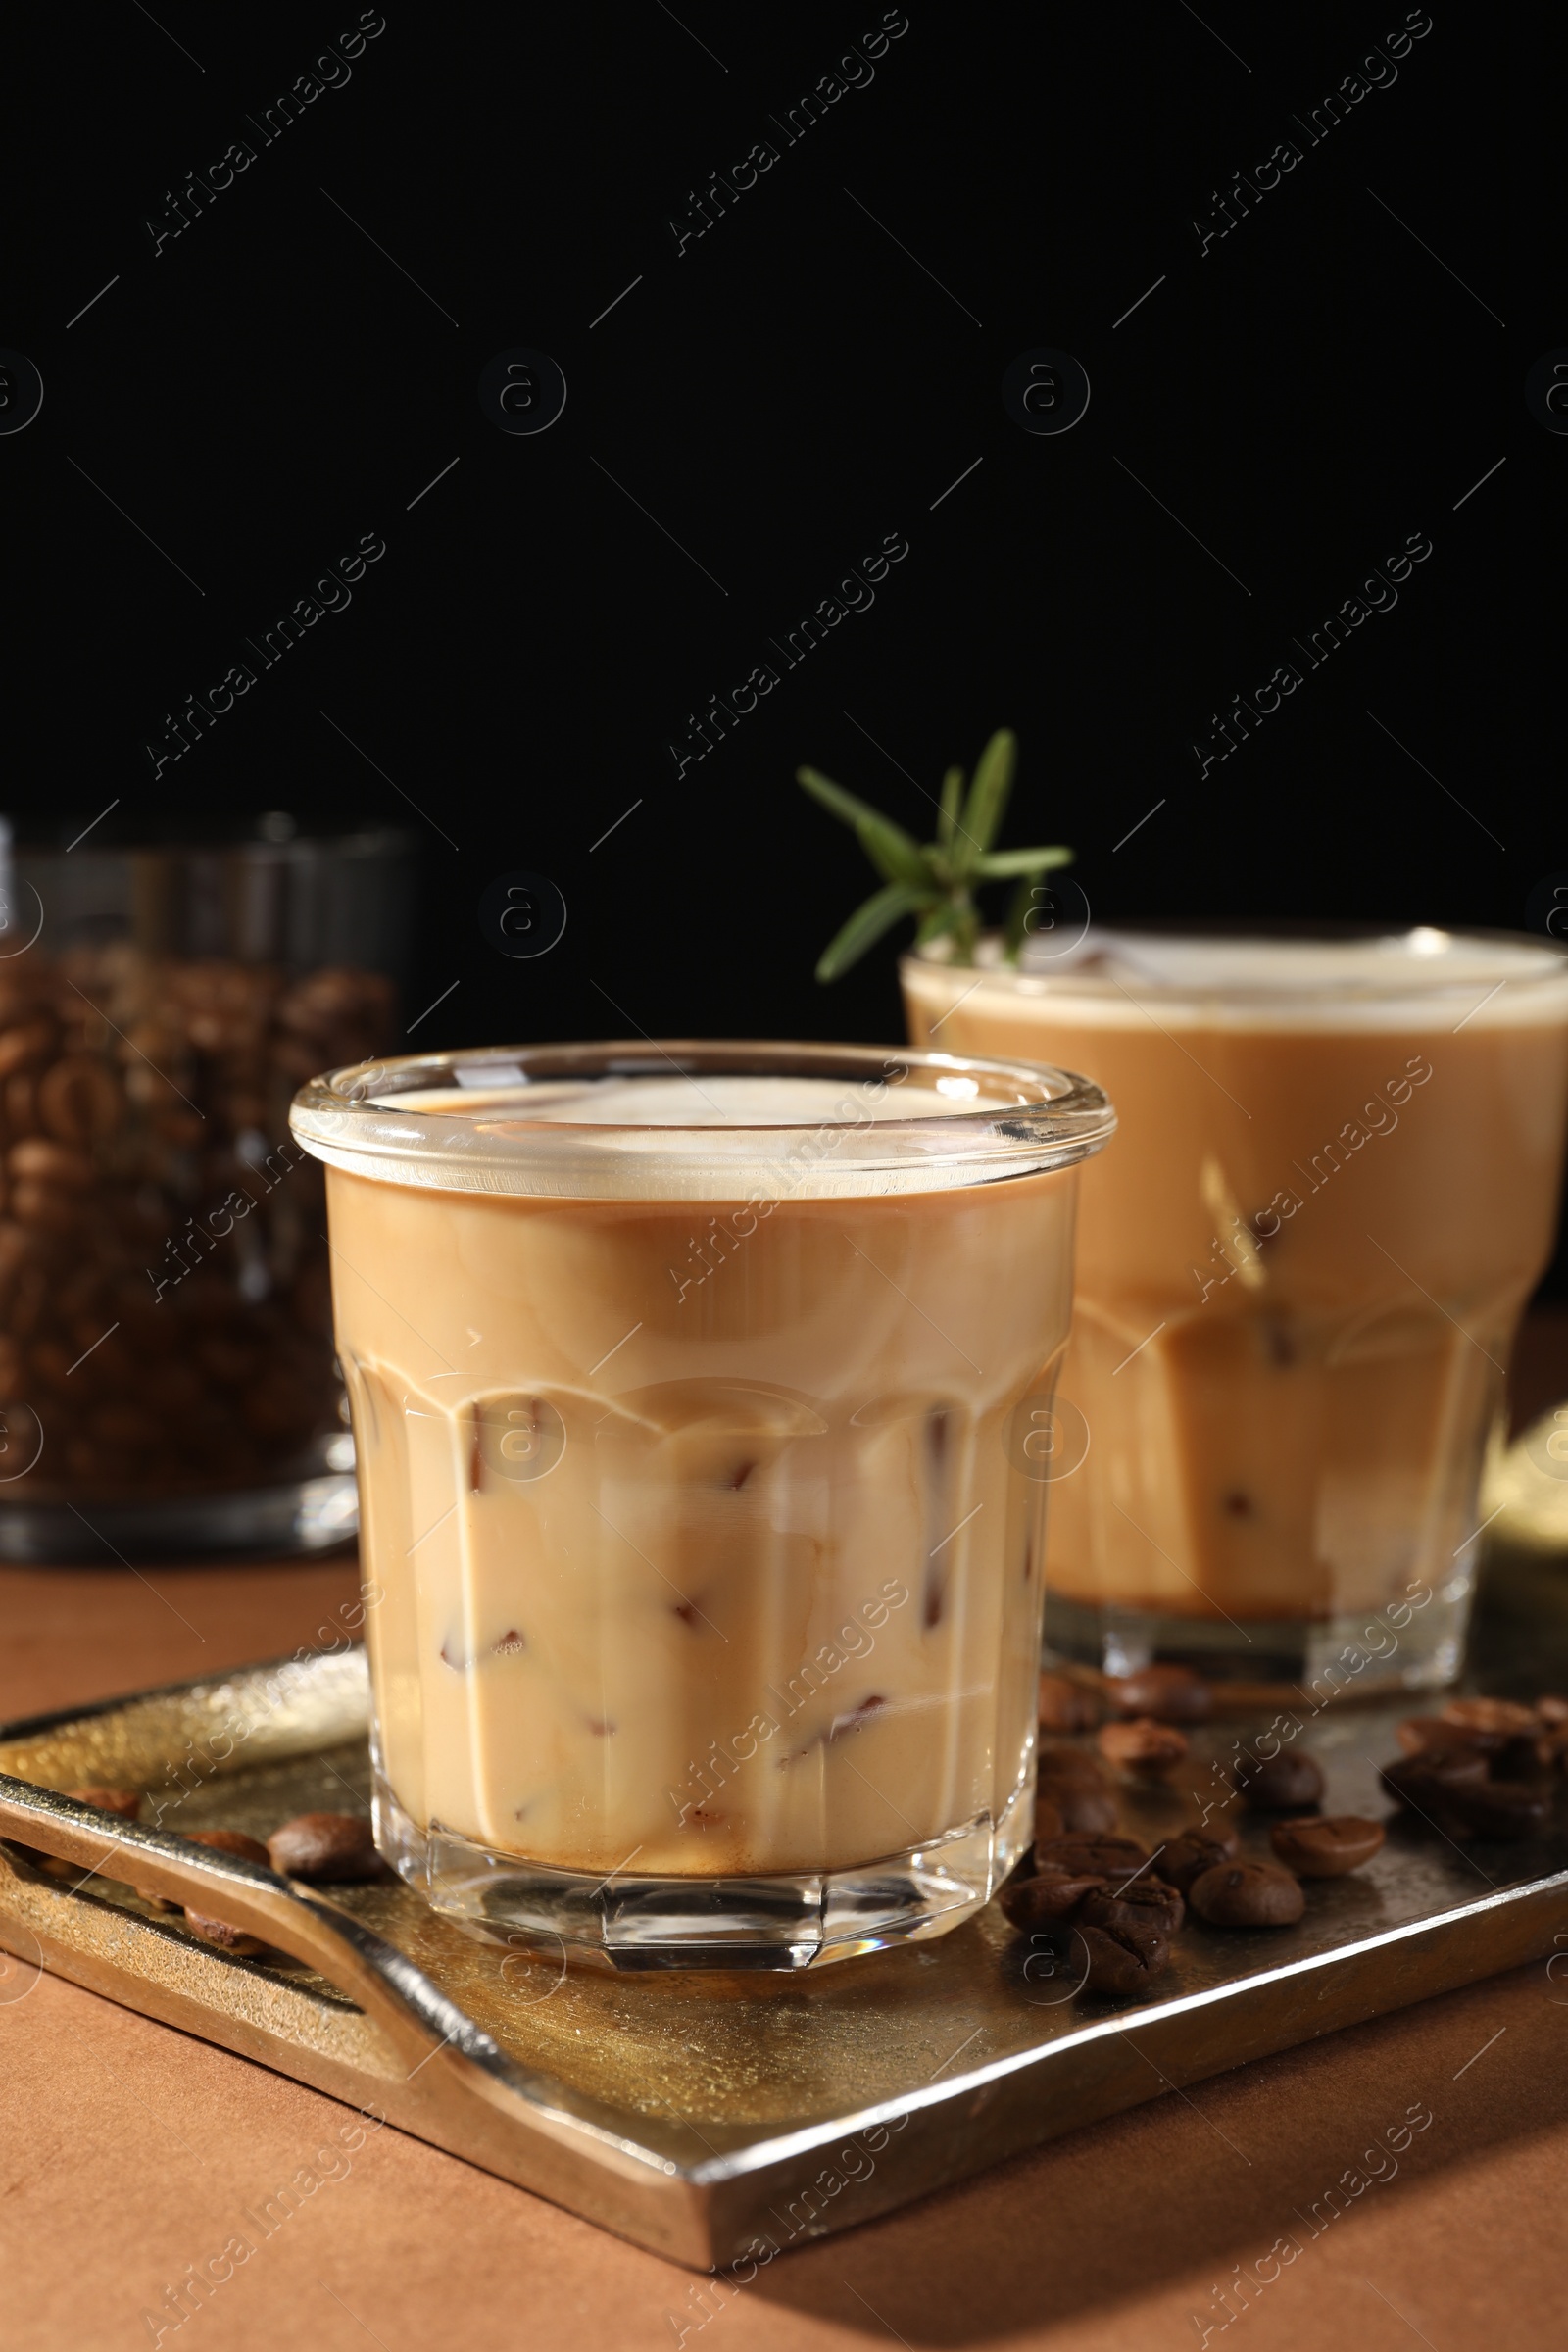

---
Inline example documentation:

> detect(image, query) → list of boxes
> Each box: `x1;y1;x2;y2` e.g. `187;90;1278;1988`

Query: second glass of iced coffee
905;926;1568;1697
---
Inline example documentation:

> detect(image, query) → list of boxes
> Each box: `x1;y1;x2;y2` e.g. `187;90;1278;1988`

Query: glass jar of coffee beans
0;824;415;1561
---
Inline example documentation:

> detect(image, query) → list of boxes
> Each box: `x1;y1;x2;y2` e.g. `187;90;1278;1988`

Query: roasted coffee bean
1232;1750;1324;1809
1068;1918;1171;1994
0;1019;56;1080
1035;1833;1150;1879
267;1811;382;1883
1396;1715;1484;1760
1380;1750;1488;1810
172;1827;273;1945
66;1787;141;1819
1160;1828;1240;1892
1081;1874;1185;1937
1189;1860;1305;1928
1033;1796;1065;1846
1442;1697;1539;1740
1036;1743;1108;1788
1493;1733;1559;1781
1098;1717;1189;1776
1001;1865;1108;1929
8;1137;95;1189
183;1910;269;1956
1451;1780;1552;1840
1104;1663;1213;1725
185;1828;270;1866
1054;1786;1120;1836
1038;1672;1099;1733
1269;1815;1385;1878
39;1054;122;1144
1536;1694;1568;1728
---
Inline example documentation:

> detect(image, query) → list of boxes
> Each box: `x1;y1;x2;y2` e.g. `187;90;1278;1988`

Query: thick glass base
1043;1565;1474;1701
374;1772;1033;1972
0;1473;359;1564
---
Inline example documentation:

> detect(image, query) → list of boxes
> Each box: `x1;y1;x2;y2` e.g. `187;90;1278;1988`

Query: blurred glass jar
0;822;415;1561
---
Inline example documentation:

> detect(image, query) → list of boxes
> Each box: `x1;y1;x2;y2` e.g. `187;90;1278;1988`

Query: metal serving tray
2;1646;1565;2272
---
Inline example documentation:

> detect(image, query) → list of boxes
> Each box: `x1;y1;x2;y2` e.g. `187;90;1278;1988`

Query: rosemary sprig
796;729;1072;982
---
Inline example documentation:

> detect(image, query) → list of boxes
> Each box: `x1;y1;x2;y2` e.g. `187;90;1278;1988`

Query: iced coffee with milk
904;928;1568;1692
290;1042;1113;1968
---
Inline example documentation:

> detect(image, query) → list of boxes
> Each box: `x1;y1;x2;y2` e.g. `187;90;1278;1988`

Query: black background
1;4;1555;1236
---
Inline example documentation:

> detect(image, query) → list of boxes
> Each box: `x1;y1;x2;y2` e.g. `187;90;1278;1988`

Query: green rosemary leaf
972;845;1074;877
1003;875;1034;960
797;766;905;838
937;766;964;849
959;729;1016;853
915;897;970;948
814;882;927;983
856;815;935;890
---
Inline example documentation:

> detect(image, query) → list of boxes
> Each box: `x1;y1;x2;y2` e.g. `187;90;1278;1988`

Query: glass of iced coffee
290;1040;1113;1969
904;927;1568;1698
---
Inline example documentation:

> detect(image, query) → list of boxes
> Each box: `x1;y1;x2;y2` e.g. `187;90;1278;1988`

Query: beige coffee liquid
325;1075;1080;1878
905;935;1568;1625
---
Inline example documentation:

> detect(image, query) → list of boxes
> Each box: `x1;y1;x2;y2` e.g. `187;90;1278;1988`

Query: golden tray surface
2;1647;1565;2270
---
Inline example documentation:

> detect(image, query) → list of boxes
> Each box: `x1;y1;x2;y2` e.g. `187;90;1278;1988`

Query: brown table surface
5;1314;1568;2352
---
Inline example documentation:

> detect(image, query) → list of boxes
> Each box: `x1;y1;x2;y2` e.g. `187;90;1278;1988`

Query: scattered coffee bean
1038;1673;1099;1733
267;1811;382;1883
1035;1834;1150;1879
1380;1750;1488;1811
169;1827;272;1947
1451;1780;1551;1840
1053;1786;1120;1836
1159;1828;1240;1893
1269;1816;1385;1878
1068;1917;1171;1994
1098;1718;1188;1776
1442;1697;1538;1740
1104;1663;1213;1725
183;1910;268;1956
1535;1694;1568;1728
1081;1874;1185;1937
1189;1860;1304;1928
65;1786;141;1819
1001;1865;1107;1930
184;1828;270;1866
1036;1743;1108;1788
1033;1796;1065;1846
1232;1750;1324;1809
1396;1716;1482;1760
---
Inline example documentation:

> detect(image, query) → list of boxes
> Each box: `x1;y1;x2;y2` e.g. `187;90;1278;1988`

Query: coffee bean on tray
1160;1828;1240;1893
1036;1743;1108;1788
1232;1750;1324;1809
1068;1918;1171;1994
1000;1865;1108;1930
66;1786;141;1818
268;1811;382;1882
1104;1664;1213;1725
1054;1786;1120;1836
1033;1795;1065;1847
1189;1860;1305;1928
167;1827;273;1948
1269;1816;1385;1878
1035;1833;1150;1878
1097;1718;1188;1776
1038;1672;1099;1733
1441;1697;1539;1741
1081;1875;1185;1937
1451;1780;1552;1840
1380;1750;1488;1815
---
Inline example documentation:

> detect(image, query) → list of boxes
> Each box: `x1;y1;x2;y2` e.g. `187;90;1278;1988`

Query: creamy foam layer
384;1074;1001;1123
906;929;1568;1031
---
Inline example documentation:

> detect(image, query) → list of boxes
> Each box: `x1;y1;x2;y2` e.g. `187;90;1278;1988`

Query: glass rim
902;920;1568;1006
288;1038;1115;1200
